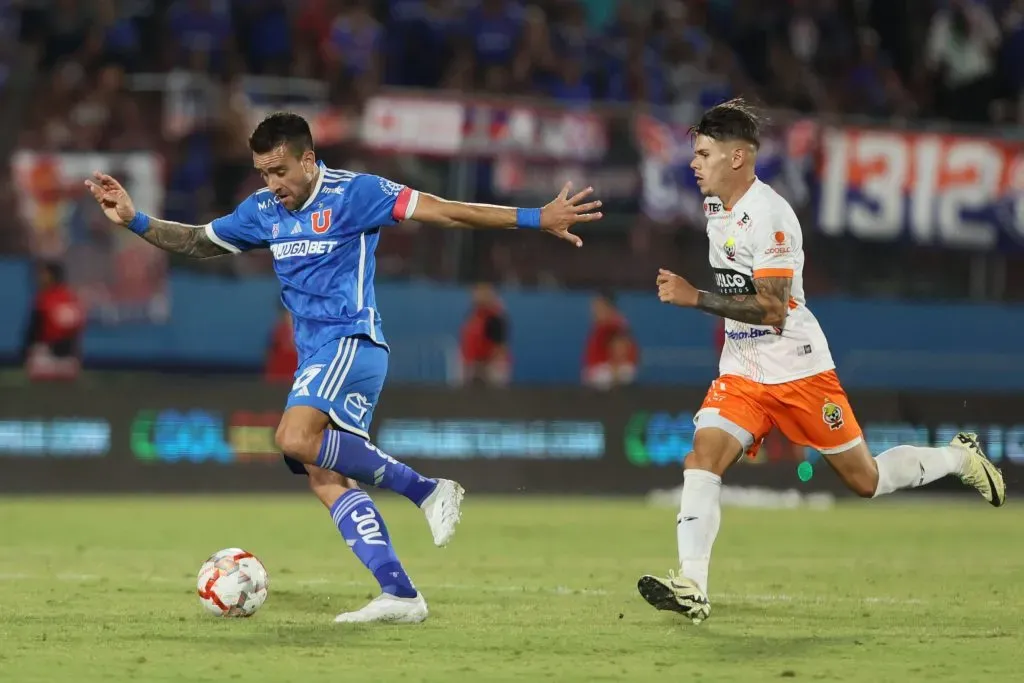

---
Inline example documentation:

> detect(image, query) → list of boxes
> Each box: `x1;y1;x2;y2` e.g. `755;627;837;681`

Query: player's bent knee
276;406;332;463
823;443;878;498
847;470;877;498
274;424;318;463
685;448;734;476
687;428;744;475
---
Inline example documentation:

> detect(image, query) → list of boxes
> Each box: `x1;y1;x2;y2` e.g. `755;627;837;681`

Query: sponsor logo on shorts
344;392;372;426
292;364;326;397
822;400;845;431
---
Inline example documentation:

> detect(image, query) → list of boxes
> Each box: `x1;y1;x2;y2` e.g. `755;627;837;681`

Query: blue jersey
204;162;419;362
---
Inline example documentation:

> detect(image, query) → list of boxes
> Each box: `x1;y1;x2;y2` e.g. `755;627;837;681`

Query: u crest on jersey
312;209;333;234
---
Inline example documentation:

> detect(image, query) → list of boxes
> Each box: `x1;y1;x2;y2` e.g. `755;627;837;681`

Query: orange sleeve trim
753;268;794;279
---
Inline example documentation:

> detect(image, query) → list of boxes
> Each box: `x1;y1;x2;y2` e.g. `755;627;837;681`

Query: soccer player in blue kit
85;112;603;624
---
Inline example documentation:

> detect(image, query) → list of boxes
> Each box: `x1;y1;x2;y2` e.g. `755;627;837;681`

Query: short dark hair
248;112;314;155
690;98;763;149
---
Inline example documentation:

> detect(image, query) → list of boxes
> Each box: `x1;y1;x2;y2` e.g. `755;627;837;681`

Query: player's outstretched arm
84;172;229;259
657;269;790;327
410;181;602;247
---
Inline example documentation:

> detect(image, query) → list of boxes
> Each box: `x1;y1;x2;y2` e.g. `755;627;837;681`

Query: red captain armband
392;187;420;221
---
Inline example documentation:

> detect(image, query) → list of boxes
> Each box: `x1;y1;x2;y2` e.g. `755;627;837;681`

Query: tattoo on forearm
696;277;792;326
696;291;768;325
141;219;229;258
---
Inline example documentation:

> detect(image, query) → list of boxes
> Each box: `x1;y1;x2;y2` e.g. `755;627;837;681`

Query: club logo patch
723;237;737;261
378;177;404;196
822;400;844;431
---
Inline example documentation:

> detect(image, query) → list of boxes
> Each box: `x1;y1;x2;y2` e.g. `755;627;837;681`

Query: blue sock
316;430;437;506
330;489;417;598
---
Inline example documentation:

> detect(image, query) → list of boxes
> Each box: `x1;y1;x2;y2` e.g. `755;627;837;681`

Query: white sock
873;445;968;497
676;469;722;595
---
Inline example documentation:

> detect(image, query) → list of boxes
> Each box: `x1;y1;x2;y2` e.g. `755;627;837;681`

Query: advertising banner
817;127;1024;251
361;94;609;162
1;382;1020;495
633;114;1024;252
11;151;169;324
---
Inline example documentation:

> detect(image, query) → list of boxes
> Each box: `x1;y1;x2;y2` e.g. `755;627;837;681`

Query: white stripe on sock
332;492;371;525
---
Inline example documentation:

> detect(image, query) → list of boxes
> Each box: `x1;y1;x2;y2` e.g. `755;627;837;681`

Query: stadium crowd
2;0;1023;300
7;0;1024;120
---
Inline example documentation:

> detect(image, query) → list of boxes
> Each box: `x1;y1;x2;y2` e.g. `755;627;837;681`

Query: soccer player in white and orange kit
637;99;1006;625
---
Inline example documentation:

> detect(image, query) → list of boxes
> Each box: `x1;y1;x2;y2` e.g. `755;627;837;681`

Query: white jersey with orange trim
703;178;835;384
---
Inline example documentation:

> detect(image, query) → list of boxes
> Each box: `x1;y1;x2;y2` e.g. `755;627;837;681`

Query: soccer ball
196;548;270;617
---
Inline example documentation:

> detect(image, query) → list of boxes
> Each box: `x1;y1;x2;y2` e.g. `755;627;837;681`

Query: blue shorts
282;335;388;474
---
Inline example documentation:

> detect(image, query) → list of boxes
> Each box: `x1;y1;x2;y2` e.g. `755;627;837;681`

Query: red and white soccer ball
196;548;270;617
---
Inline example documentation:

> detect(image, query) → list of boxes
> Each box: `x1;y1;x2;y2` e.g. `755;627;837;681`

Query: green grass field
0;494;1018;682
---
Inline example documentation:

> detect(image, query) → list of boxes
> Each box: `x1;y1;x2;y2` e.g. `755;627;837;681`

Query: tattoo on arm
696;277;792;326
141;219;230;259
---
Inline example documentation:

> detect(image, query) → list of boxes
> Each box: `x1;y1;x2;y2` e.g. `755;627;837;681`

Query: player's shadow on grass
136;590;418;648
672;603;848;661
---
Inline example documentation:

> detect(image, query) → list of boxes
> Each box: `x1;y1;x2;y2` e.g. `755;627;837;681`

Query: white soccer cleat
420;478;465;547
637;572;711;625
333;592;428;624
953;432;1006;507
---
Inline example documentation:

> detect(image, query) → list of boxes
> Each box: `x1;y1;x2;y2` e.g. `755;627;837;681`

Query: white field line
0;572;933;606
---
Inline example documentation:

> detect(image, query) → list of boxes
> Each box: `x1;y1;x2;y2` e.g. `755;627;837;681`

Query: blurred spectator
388;0;460;88
166;0;234;73
95;0;142;70
512;4;554;90
550;58;593;105
0;173;31;254
38;0;97;69
459;283;510;387
22;261;85;381
844;28;916;119
264;307;298;383
926;0;1001;122
1001;0;1024;121
582;291;638;389
235;0;291;75
325;0;384;100
460;0;524;89
293;0;337;77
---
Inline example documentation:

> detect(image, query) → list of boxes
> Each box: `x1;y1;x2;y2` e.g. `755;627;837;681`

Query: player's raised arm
409;181;603;248
656;268;791;327
84;172;230;259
